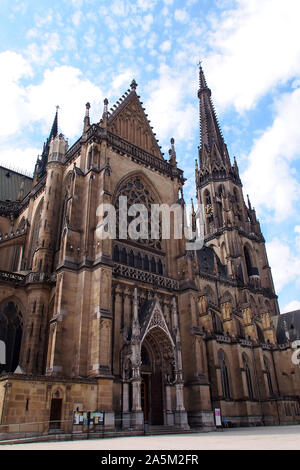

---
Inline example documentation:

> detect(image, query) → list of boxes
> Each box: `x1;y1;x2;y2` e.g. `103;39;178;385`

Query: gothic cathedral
0;67;299;433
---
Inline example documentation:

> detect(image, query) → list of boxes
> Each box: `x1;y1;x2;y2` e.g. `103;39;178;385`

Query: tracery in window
114;176;162;251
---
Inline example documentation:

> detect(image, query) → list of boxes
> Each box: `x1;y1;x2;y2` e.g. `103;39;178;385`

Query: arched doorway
141;327;175;426
0;300;23;373
49;390;63;430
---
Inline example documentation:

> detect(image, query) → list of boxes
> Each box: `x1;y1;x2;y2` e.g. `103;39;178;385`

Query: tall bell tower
195;65;279;316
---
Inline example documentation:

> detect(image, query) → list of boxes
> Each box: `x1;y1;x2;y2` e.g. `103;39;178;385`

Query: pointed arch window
114;175;162;251
218;351;231;400
121;247;127;264
143;255;149;271
135;252;142;269
0;301;23;373
264;357;274;397
150;257;156;273
128;250;135;267
243;355;254;400
212;311;224;334
113;245;120;262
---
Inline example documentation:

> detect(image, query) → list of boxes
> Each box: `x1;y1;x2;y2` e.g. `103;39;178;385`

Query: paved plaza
0;425;300;450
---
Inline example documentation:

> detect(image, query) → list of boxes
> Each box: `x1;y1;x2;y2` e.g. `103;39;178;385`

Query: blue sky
0;0;300;313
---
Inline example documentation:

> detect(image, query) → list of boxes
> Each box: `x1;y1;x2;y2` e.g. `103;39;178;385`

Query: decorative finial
169;137;177;167
85;102;90;118
130;79;138;90
104;98;108;109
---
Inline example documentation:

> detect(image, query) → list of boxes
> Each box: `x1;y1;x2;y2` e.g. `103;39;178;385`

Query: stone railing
107;132;184;182
0;228;27;243
261;343;273;350
0;201;22;218
113;263;179;291
238;338;253;347
0;270;56;286
215;333;231;344
0;271;25;284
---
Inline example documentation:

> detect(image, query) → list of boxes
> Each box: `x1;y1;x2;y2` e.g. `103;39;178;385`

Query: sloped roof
0;166;32;202
105;80;164;160
276;310;300;344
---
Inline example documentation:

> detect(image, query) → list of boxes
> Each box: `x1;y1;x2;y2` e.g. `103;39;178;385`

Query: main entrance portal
140;327;174;426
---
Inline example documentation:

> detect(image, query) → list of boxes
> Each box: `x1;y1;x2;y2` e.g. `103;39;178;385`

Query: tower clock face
205;204;213;217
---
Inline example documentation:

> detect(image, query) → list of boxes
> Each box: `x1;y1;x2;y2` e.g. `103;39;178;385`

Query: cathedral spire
38;107;59;179
50;106;59;140
198;65;224;155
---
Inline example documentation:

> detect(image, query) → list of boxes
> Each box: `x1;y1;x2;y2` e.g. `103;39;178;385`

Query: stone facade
0;71;299;433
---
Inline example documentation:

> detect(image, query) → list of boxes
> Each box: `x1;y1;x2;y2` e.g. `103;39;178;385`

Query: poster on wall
90;411;104;425
73;411;82;425
214;408;222;427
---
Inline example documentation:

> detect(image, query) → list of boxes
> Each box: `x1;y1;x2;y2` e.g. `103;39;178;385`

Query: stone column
131;379;143;429
130;287;144;430
172;296;189;429
165;384;174;426
122;382;130;429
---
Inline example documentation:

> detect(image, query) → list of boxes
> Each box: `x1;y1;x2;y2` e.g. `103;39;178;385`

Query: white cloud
0;51;33;136
0;147;39;175
141;14;153;32
26;32;61;65
0;52;105;143
160;40;171;52
145;63;197;144
111;0;127;16
137;0;156;11
72;10;81;27
282;300;300;313
174;9;189;23
267;237;300;292
123;35;135;49
206;0;300;112
110;69;136;94
26;66;104;139
242;87;300;220
295;226;300;250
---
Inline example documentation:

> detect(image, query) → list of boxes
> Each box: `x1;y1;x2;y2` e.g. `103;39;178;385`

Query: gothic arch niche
141;326;175;425
27;198;43;270
203;189;214;229
56;171;72;255
217;349;231;400
242;353;254;400
244;243;259;279
263;356;275;397
216;185;225;228
0;299;23;373
204;285;217;305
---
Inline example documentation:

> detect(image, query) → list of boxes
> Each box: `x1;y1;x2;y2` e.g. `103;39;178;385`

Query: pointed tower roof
104;80;164;159
37;107;59;179
49;106;59;140
196;65;241;188
198;65;225;156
